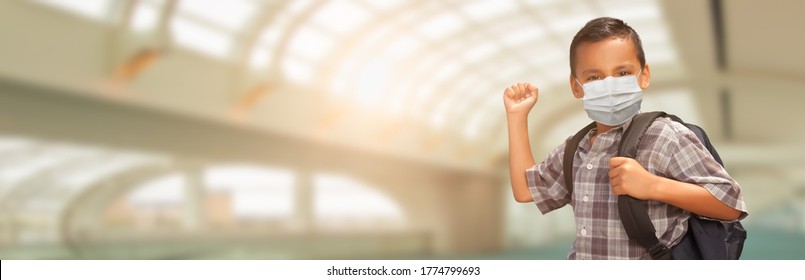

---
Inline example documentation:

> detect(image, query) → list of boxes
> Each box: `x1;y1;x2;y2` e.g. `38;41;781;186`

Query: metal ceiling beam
0;76;496;179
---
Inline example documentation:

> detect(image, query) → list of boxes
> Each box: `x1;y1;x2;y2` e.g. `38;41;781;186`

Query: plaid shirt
525;116;747;260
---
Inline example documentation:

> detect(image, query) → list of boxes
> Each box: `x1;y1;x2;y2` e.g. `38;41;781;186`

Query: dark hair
569;17;645;76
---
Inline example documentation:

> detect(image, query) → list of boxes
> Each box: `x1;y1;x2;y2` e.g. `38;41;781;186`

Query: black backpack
562;111;747;259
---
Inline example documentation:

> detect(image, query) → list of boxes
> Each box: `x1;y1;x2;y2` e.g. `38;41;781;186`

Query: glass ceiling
31;0;689;165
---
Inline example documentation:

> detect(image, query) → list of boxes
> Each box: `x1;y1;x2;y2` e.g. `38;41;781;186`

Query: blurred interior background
0;0;803;260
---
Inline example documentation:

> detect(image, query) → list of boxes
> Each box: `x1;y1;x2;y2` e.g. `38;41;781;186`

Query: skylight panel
462;43;500;63
35;0;113;22
459;1;517;21
522;0;563;7
462;111;485;140
258;20;285;47
281;57;314;84
536;2;595;34
600;0;661;22
286;26;334;60
432;62;459;82
131;1;159;32
546;14;595;35
416;12;464;40
284;0;314;15
354;60;393;105
171;17;233;58
500;27;547;46
249;47;270;70
329;58;359;95
527;44;565;66
363;0;405;11
176;0;256;31
486;16;533;40
309;0;371;34
381;35;422;59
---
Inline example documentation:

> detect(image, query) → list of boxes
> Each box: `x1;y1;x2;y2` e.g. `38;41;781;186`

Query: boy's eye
617;71;629;76
586;75;601;81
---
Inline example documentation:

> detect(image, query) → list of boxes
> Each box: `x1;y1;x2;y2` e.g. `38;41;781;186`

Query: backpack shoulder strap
616;111;674;260
563;122;596;197
617;111;667;158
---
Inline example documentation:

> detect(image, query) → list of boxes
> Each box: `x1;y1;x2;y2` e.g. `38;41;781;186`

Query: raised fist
503;82;538;116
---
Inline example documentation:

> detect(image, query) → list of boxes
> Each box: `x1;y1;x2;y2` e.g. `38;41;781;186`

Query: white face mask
575;71;643;126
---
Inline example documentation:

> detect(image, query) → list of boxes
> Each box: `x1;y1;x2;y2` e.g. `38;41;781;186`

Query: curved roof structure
1;0;804;259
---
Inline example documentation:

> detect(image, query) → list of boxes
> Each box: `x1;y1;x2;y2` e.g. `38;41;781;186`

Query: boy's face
569;37;651;99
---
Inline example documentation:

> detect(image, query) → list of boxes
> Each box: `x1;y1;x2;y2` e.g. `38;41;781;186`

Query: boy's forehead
574;37;641;72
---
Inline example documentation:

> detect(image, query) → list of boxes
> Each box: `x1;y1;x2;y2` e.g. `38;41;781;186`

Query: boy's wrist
647;175;667;202
506;111;530;121
506;114;529;131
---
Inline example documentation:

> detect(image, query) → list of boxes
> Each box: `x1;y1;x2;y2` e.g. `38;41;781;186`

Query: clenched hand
503;82;538;117
608;157;660;200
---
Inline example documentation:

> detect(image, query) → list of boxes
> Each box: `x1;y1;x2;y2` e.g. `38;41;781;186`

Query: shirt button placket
577;226;586;259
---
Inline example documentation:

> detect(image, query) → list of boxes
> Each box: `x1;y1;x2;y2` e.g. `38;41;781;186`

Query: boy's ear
639;64;651;89
569;74;584;99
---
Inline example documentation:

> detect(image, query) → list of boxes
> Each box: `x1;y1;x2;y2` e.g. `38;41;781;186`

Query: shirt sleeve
656;119;748;221
525;137;572;214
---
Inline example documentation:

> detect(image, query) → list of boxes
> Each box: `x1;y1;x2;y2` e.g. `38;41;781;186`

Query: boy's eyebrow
579;68;601;75
613;64;635;71
579;64;636;76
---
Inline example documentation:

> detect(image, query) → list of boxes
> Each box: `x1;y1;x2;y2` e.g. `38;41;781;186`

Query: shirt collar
579;112;640;150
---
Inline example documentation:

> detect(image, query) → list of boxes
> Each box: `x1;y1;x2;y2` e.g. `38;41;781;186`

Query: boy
503;17;747;259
